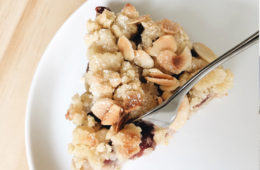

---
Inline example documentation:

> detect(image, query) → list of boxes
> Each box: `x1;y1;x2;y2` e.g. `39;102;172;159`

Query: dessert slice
66;4;233;170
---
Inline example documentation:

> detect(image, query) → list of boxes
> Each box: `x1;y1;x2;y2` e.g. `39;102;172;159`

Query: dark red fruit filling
95;6;111;14
194;94;211;108
130;24;144;46
86;63;89;72
88;112;101;123
103;159;119;169
104;159;114;165
131;121;156;159
191;48;199;57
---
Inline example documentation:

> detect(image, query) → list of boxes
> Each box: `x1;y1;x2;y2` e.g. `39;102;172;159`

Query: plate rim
24;1;88;169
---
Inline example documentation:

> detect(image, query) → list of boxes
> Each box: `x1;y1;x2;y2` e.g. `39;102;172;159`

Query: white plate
25;0;259;170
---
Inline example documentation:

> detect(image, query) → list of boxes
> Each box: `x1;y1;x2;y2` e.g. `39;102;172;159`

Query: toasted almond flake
96;9;116;28
145;76;178;86
134;50;154;68
148;72;173;80
127;15;150;24
162;91;172;100
142;68;164;76
91;98;114;119
159;81;180;91
193;42;217;63
156;50;176;73
142;68;173;79
160;19;180;34
121;3;139;18
118;36;135;61
91;98;123;125
172;46;192;73
113;114;130;132
157;46;192;74
146;35;177;56
102;104;122;125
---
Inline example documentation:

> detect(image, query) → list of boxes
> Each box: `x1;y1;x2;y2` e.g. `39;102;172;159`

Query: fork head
135;93;185;128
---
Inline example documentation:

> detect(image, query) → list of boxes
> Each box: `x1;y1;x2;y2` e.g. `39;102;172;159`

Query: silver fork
134;31;259;128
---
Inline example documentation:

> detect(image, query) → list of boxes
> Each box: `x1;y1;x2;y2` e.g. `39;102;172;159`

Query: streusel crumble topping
66;4;233;170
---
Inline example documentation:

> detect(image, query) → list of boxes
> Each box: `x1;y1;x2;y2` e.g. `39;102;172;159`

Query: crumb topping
67;3;234;170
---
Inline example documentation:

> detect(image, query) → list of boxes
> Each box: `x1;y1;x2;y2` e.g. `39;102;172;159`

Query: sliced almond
112;113;130;133
91;98;114;119
159;19;180;34
142;68;173;80
162;91;172;100
159;82;179;91
172;46;192;73
193;42;217;63
102;104;122;125
142;68;164;76
149;72;173;80
143;68;179;87
134;50;154;68
96;9;116;28
157;46;192;74
121;3;139;18
118;36;135;61
156;50;176;73
127;15;150;24
91;98;123;125
153;56;173;75
145;77;178;86
146;35;177;56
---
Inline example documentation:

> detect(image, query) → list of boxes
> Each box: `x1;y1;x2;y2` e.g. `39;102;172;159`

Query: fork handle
169;31;259;102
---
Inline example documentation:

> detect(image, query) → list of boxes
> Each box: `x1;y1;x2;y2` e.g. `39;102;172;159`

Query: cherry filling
194;94;211;109
95;6;111;14
104;159;114;165
130;24;144;46
86;63;89;72
103;159;118;169
131;121;156;159
191;48;199;57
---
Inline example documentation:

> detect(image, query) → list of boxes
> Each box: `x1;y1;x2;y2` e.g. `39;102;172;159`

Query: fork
134;31;259;128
